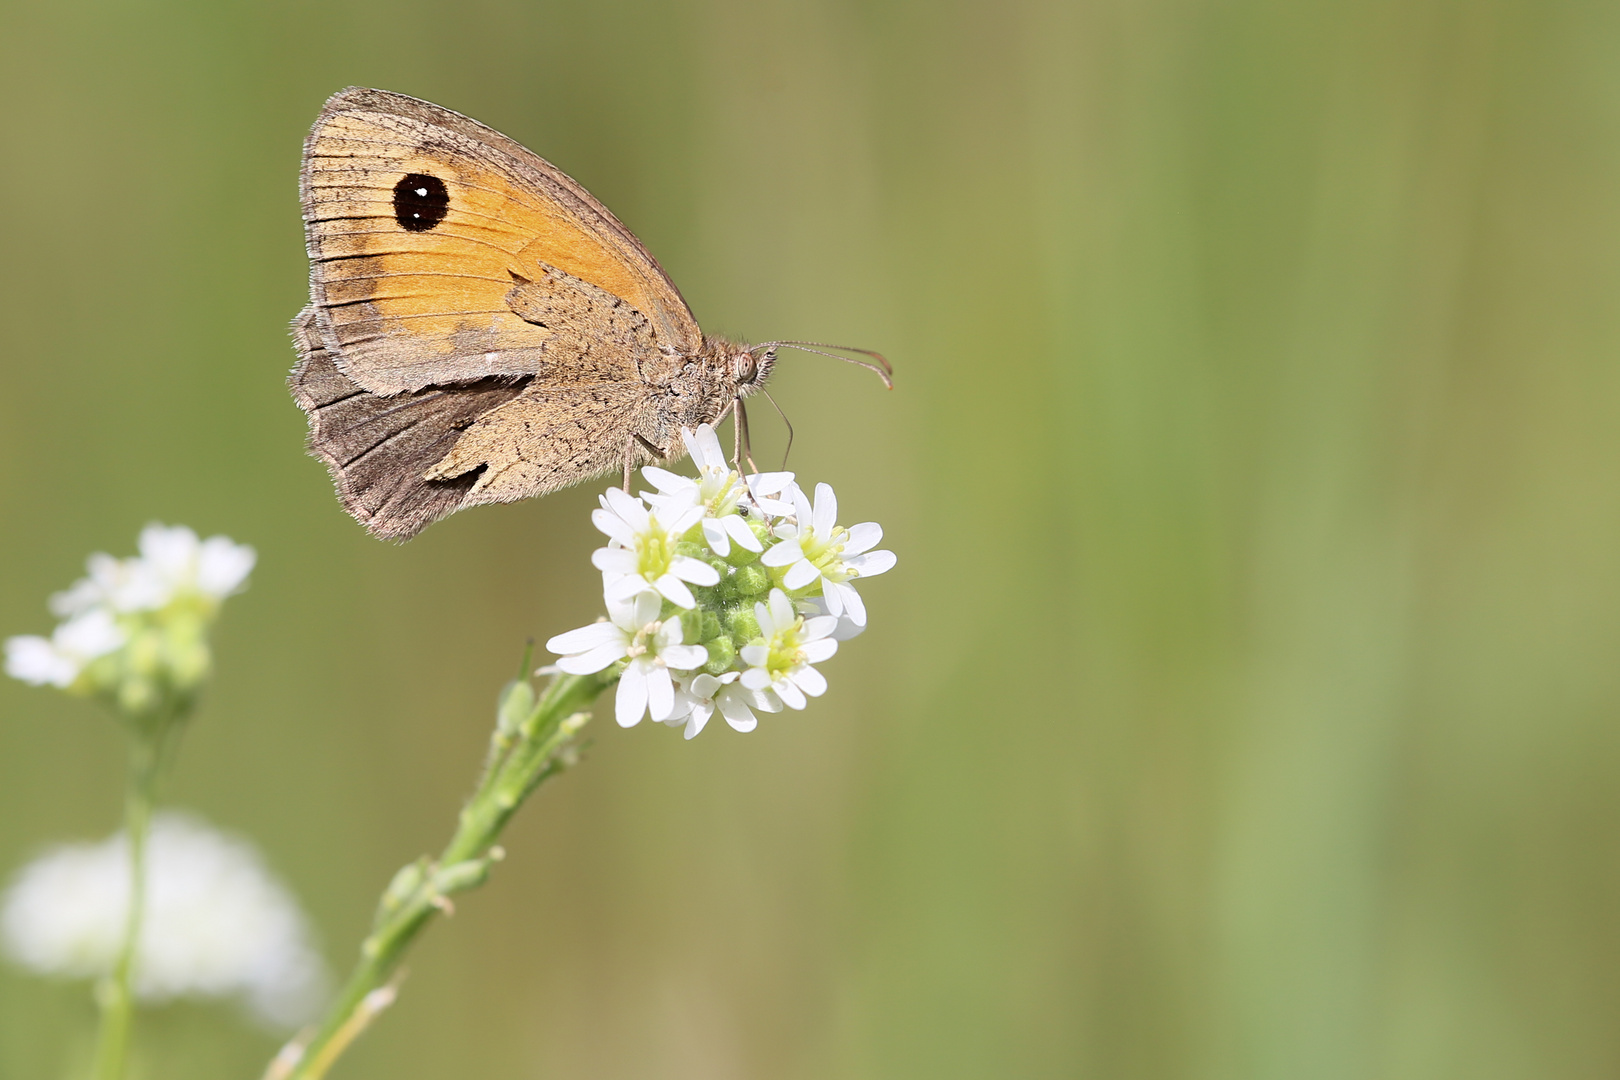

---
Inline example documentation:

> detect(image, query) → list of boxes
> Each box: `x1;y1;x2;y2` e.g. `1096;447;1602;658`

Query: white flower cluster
1;813;327;1029
4;524;255;712
547;425;895;738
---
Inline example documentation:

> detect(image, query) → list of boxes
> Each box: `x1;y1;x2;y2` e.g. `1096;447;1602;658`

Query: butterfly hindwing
288;306;532;539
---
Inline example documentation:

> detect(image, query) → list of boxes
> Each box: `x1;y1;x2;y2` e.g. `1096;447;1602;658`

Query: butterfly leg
734;398;762;477
622;434;672;490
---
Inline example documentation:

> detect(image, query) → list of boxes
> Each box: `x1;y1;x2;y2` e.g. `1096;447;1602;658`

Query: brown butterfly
289;87;888;540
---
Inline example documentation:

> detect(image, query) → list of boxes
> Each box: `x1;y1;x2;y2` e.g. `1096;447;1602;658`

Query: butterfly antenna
761;388;795;472
759;341;893;388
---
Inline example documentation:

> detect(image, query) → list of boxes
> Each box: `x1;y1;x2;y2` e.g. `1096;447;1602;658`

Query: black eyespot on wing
393;173;449;232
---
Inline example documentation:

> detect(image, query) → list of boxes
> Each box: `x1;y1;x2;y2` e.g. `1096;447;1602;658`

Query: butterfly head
734;344;777;396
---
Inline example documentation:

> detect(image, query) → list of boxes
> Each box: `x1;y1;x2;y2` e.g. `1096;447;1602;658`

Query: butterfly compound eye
735;351;757;383
393;173;449;232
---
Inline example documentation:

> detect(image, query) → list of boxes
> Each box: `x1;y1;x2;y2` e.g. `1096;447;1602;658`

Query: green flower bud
433;856;493;894
703;635;736;674
496;678;535;737
727;607;761;643
374;858;429;927
732;563;769;598
674;539;709;562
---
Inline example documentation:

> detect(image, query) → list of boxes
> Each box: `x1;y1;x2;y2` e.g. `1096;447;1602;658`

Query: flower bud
730;564;769;598
703;635;736;674
726;607;761;644
374;858;429;927
495;678;535;737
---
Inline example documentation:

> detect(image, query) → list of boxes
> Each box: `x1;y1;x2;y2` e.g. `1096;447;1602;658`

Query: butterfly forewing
300;88;701;394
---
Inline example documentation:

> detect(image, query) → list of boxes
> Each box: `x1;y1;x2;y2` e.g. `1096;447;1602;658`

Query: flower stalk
268;670;609;1080
90;723;162;1080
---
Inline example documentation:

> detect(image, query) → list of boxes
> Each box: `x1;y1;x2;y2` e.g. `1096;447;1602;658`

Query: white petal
700;518;731;556
196;538;255;598
745;471;795;496
718;693;758;732
739;645;769;667
775;678;807;710
760;540;803;568
654;574;696;609
767;589;795;630
545;622;621;654
646;666;676;721
48;578;101;618
5;636;75;687
591;547;638;574
667;504;706;535
782;559;820;591
616;664;649;727
555;642;626;675
631;590;662;627
660;644;708;670
692;424;728;470
831;617;866;641
811;483;837;536
56;610;125;660
753;599;776;637
657;615;684;646
139;523;200;576
591;509;638;545
602;487;650;531
690;673;724;699
801;638;838;664
683;702;713;739
842;522;882;556
790;485;814;527
740;667;772;691
604;574;654;606
801;615;839;642
791;665;828;697
747;685;784;713
721;514;762;552
670;555;720;586
640;465;693;494
833;582;866;626
847;550;896;578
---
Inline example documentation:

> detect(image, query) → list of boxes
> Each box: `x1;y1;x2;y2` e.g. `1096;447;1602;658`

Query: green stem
269;672;608;1080
91;727;163;1080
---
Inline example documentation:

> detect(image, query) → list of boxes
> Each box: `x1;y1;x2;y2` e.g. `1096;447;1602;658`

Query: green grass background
3;1;1619;1077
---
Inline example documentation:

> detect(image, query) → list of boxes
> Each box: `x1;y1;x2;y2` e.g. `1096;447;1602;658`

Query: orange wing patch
303;104;694;395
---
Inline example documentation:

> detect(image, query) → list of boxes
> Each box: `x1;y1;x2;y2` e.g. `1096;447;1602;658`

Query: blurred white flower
50;525;255;617
590;487;718;609
739;589;839;710
663;670;781;739
4;610;125;688
761;483;895;626
545;591;709;728
0;813;326;1029
136;524;258;606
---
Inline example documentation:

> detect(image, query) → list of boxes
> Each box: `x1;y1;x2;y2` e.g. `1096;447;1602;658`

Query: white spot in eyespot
415;187;428;197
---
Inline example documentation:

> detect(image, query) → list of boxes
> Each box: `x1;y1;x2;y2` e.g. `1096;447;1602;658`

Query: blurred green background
4;0;1620;1077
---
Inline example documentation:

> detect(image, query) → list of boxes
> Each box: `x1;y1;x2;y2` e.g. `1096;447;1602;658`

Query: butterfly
289;87;888;540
